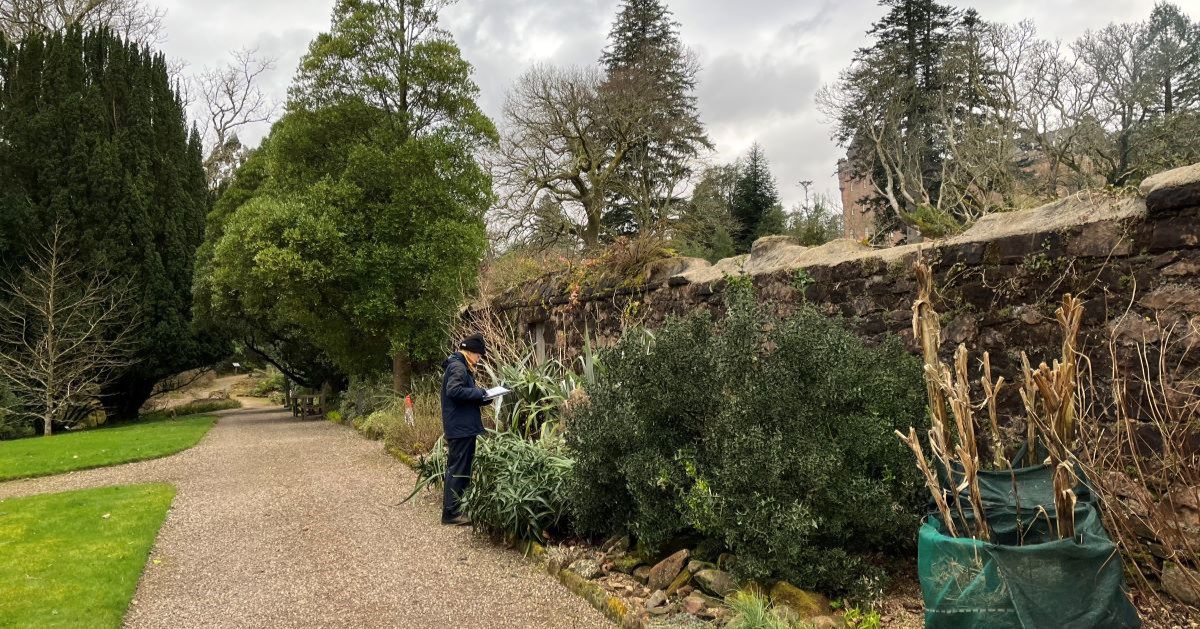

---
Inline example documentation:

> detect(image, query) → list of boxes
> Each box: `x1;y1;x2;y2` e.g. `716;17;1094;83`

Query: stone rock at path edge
770;581;832;618
681;595;704;616
645;590;668;610
632;565;652;584
612;553;644;574
686;560;716;575
647;549;689;591
694;569;738;598
809;614;848;629
570;558;603;580
1161;562;1200;607
1140;162;1200;214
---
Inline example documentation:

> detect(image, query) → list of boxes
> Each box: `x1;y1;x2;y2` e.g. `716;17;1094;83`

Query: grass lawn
0;484;175;628
0;416;215;482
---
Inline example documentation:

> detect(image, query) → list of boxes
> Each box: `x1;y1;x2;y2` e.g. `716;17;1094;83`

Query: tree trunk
393;351;412;395
582;196;603;248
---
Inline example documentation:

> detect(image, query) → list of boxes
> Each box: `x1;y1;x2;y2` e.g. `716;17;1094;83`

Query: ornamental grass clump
567;278;928;593
458;430;574;543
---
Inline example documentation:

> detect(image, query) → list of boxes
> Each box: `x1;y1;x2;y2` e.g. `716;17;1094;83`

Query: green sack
919;458;1140;629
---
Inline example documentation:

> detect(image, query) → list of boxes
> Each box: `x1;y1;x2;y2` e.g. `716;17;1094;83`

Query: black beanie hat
460;333;486;356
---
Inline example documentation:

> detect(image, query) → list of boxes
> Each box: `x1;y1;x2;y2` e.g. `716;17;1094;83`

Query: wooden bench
290;393;326;419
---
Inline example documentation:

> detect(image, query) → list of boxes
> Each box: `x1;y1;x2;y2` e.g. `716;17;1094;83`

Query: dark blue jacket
441;352;487;439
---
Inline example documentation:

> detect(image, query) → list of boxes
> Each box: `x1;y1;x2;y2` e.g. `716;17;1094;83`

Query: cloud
145;0;1166;208
698;53;821;125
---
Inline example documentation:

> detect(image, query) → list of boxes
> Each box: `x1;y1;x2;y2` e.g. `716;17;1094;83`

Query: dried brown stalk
1019;352;1041;466
931;344;990;540
1024;295;1085;465
1053;462;1079;540
956;443;992;541
980;352;1009;469
913;261;952;450
896;427;959;538
945;345;978;459
1070;321;1200;600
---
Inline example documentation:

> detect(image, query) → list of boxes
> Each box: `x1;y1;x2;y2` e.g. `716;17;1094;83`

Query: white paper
483;386;511;400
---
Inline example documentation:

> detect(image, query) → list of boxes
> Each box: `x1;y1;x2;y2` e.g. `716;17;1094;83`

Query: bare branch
0;224;139;435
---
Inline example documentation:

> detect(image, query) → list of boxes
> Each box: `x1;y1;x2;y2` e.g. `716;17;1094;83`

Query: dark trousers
442;435;477;521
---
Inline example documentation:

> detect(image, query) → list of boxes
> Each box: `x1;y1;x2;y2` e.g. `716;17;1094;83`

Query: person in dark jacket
440;333;489;525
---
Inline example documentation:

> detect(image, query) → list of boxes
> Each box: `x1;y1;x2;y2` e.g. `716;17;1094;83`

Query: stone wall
481;163;1200;439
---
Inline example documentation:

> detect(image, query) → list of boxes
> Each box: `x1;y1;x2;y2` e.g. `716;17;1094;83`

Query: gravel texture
0;407;610;629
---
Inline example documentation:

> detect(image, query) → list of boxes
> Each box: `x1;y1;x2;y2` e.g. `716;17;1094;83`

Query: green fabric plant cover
919;457;1141;628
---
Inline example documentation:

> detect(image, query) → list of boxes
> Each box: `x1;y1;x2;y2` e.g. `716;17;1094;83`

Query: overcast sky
152;0;1161;208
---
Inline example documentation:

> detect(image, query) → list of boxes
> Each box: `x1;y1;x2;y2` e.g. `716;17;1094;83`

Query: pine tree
825;0;970;235
730;144;781;253
0;28;222;418
601;0;710;233
1144;2;1200;115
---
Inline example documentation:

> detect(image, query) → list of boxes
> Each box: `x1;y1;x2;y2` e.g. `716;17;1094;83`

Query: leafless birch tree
0;226;137;435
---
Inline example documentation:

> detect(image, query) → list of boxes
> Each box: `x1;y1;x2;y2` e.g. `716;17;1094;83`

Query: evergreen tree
198;0;495;392
1144;2;1200;115
601;0;710;233
675;163;739;262
0;28;222;418
825;0;976;236
730;144;781;252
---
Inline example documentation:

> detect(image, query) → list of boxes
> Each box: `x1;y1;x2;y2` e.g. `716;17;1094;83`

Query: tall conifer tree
0;28;221;417
601;0;710;234
730;144;781;253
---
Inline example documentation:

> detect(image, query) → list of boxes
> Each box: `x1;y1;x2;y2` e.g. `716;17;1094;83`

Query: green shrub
408;429;573;544
339;372;392;424
141;398;241;421
567;283;927;593
459;430;573;543
249;369;286;396
487;357;576;438
383;390;443;456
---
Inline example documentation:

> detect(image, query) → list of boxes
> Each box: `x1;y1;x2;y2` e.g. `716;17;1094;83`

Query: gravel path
0;407;611;629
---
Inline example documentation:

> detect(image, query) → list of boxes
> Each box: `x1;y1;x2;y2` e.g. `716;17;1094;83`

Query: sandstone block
647;549;689;592
1141;162;1200;214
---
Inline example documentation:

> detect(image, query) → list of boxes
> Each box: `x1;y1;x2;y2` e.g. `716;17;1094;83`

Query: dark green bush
566;282;928;593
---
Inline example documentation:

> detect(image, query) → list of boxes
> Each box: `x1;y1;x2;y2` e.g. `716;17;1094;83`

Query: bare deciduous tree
0;226;137;436
197;47;277;189
0;0;164;43
493;64;661;248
